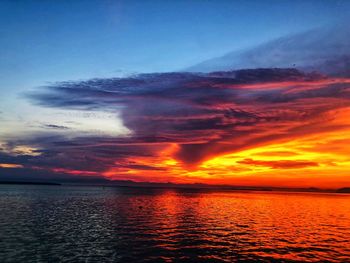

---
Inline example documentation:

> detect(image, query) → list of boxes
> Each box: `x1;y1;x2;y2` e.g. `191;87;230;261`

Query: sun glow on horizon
101;107;350;188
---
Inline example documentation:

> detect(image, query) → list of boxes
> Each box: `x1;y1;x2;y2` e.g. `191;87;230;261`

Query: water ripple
0;186;350;262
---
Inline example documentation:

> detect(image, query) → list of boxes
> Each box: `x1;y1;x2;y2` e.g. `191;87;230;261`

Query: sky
1;0;350;188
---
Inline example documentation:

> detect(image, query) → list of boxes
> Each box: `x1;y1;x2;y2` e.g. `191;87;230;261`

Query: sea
0;185;349;262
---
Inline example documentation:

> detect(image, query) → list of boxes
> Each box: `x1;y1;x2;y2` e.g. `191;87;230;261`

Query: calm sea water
0;185;349;262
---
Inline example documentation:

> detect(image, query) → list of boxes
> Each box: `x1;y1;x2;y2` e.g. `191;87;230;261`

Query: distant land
336;187;350;193
104;181;350;194
1;180;349;194
0;181;61;186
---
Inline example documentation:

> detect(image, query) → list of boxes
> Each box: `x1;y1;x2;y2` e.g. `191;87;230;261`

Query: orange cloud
6;68;350;188
237;159;319;169
0;163;23;168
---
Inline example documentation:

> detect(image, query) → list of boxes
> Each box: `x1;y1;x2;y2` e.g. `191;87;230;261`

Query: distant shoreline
0;181;349;194
0;181;61;186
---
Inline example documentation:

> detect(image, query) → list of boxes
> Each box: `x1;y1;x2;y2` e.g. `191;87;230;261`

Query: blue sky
1;0;348;90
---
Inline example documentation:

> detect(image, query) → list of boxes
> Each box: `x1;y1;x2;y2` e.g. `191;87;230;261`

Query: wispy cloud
188;24;350;76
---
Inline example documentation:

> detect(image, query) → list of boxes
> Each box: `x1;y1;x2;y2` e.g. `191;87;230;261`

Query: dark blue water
0;185;350;262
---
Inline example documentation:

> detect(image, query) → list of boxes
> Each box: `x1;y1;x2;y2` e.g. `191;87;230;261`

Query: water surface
0;185;349;262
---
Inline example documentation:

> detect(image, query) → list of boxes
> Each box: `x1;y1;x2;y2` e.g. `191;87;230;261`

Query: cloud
187;24;350;76
2;67;350;184
43;124;70;130
0;163;23;169
237;158;319;169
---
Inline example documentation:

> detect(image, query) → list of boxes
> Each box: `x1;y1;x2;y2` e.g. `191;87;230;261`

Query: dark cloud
43;124;70;130
2;68;350;181
0;166;110;184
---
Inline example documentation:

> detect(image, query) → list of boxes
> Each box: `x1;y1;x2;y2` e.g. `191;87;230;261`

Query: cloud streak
1;67;350;187
188;24;350;76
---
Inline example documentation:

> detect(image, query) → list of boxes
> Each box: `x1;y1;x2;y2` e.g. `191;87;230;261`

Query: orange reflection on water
3;185;348;261
111;190;350;262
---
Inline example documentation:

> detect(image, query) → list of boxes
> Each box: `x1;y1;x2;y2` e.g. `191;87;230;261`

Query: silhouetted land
1;180;349;193
0;181;61;186
337;187;350;193
63;179;350;194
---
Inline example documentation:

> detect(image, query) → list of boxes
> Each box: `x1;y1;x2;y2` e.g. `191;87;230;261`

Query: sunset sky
1;0;350;188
